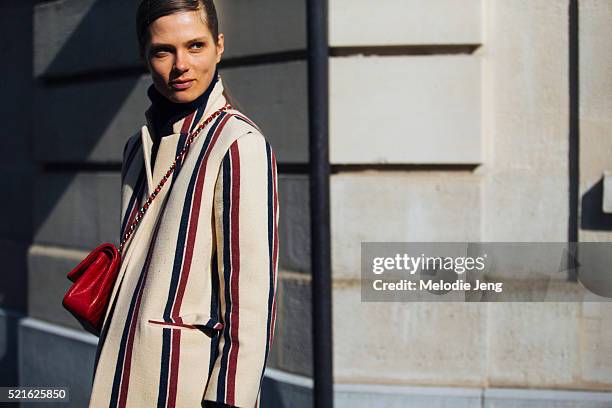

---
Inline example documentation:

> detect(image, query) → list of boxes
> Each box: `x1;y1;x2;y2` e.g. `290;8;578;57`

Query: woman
89;1;279;407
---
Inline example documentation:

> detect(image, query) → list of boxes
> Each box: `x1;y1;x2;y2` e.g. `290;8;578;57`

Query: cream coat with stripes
89;78;279;408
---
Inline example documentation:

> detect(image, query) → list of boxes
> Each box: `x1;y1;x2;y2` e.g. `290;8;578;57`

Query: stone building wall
0;1;611;407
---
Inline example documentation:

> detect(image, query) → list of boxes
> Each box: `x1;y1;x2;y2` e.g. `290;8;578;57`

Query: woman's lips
170;80;194;90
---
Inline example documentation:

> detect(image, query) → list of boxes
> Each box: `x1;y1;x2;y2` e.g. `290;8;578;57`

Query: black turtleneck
146;68;219;170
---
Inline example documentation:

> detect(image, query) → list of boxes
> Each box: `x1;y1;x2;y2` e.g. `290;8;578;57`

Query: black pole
568;0;579;281
307;0;333;407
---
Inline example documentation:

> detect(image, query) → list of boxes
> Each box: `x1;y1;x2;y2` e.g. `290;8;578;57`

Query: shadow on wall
581;177;612;231
0;311;20;386
8;0;145;394
33;0;145;248
1;0;34;311
260;374;313;407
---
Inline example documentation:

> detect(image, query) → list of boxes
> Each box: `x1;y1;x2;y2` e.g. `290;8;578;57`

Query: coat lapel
140;124;156;196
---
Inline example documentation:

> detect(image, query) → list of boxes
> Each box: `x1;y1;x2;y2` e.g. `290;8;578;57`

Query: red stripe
171;114;234;322
117;290;142;407
167;331;181;408
180;111;195;134
117;221;160;407
226;142;241;405
124;179;145;237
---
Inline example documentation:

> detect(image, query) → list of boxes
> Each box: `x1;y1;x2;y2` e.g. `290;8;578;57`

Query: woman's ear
216;33;225;64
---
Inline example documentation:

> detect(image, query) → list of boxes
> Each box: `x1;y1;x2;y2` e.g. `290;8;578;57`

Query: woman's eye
152;49;169;58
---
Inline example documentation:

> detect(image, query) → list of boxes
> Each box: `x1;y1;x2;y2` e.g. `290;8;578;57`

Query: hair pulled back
136;0;219;58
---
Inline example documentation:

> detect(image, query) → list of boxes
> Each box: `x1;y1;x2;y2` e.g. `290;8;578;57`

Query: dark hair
136;0;218;59
136;0;239;108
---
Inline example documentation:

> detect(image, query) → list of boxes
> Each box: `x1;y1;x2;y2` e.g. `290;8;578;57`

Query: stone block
334;284;486;386
0;308;24;387
335;384;481;408
220;61;308;164
34;75;149;163
276;272;312;377
331;172;480;279
487;303;580;387
330;0;481;46
482;171;567;241
579;303;612;386
261;368;313;408
0;240;28;311
27;245;92;332
0;166;35;242
34;173;120;249
19;318;97;408
278;175;310;273
483;388;612;408
330;55;481;164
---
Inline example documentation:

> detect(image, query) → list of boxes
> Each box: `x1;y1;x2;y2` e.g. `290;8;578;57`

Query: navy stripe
120;168;146;239
163;113;227;322
190;106;205;132
121;139;141;184
161;124;193;205
122;139;130;158
156;328;172;407
126;137;140;164
209;251;221;325
259;142;274;388
217;150;233;400
174;132;188;174
208;250;221;380
233;115;262;133
109;240;153;407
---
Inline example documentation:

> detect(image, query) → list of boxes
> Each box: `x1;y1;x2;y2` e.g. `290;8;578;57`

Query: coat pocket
147;313;223;332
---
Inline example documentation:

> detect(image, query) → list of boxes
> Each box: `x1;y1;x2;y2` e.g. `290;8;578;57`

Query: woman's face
144;10;224;104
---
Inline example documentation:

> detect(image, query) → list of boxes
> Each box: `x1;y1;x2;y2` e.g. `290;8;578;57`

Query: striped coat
89;78;279;408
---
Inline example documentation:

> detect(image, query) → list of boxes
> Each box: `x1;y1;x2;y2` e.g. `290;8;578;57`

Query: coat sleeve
119;136;133;238
204;131;279;408
118;134;143;243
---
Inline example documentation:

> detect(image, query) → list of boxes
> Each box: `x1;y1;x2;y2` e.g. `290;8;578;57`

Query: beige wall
329;0;612;391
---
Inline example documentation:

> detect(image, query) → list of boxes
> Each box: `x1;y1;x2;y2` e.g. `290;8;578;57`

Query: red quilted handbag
62;104;231;336
62;243;121;335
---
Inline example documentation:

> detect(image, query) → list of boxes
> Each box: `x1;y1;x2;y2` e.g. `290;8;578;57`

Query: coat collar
140;76;227;195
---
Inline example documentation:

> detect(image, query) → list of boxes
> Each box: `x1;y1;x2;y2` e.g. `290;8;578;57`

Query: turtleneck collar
146;67;219;142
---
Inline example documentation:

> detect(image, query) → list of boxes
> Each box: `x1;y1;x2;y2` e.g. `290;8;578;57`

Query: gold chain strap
119;103;232;255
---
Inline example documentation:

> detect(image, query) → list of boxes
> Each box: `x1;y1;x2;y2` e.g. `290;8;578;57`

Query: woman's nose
174;50;189;72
